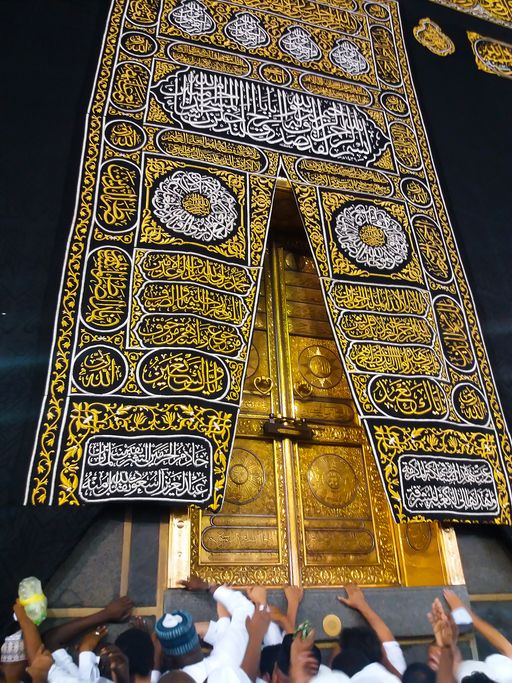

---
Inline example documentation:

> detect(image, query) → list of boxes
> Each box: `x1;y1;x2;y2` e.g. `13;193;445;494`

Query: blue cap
155;610;199;657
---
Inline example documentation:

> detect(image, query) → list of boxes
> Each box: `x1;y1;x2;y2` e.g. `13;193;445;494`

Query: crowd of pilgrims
2;577;512;683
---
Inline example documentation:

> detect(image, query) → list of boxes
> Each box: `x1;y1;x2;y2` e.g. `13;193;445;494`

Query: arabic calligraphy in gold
139;252;254;294
413;18;455;57
434;296;475;371
339;311;433;346
430;1;512;31
413;215;451;282
297;344;343;391
452;383;490;425
73;347;127;394
368;376;448;419
138;282;248;324
138;349;228;397
349;343;442;376
135;315;243;355
97;161;139;231
111;61;150;110
155;130;271;174
467;31;512;78
83;248;130;330
127;0;160;26
330;282;428;316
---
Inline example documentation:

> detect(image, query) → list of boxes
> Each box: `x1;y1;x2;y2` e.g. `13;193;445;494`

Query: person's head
275;634;321;682
159;673;195;683
1;630;27;683
456;659;498;683
461;675;497;683
403;663;436;683
115;627;154;680
155;611;202;667
331;648;371;677
338;626;382;665
25;646;54;683
260;644;281;681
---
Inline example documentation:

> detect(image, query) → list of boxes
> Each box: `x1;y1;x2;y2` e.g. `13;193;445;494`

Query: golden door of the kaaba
169;185;462;588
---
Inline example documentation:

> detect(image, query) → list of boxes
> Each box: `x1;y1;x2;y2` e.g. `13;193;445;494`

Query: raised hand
245;605;271;642
246;586;267;605
285;585;304;605
428;598;457;648
79;624;108;652
290;628;319;683
102;596;133;622
337;583;367;611
130;616;150;632
179;574;210;591
13;598;29;623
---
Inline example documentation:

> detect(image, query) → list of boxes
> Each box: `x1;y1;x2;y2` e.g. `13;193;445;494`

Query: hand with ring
79;625;108;653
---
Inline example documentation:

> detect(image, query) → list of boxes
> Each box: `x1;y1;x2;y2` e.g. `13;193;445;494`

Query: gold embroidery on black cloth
26;0;512;522
430;1;512;30
467;31;512;79
413;18;455;57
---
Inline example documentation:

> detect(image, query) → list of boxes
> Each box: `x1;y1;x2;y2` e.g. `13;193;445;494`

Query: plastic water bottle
18;577;47;625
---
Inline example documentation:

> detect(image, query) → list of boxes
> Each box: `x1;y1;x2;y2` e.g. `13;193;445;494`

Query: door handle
294;380;313;399
253;375;273;395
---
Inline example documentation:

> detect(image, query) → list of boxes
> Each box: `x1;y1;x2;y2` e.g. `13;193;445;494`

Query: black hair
461;674;497;683
331;648;371;677
403;662;436;683
115;627;154;677
260;644;281;677
276;634;321;676
339;626;382;664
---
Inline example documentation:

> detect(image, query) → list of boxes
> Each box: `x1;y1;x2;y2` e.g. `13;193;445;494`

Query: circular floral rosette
333;202;409;271
152;170;239;243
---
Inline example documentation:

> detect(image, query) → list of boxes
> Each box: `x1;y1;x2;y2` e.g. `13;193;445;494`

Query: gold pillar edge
156;514;170;612
119;507;133;597
168;512;191;588
439;526;466;585
271;244;301;585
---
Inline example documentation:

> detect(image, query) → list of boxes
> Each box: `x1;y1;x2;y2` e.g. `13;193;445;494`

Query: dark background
0;0;511;629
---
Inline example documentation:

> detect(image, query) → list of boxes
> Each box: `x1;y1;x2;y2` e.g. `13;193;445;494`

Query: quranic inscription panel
26;0;512;522
430;0;512;30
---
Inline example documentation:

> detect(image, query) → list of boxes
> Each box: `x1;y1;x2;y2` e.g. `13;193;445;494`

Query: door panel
171;240;453;588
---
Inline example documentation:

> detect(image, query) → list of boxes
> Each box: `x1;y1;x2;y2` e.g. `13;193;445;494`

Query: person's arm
179;575;219;594
25;644;54;683
337;583;405;676
241;607;271;682
429;597;458;683
444;589;512;658
337;583;394;642
289;629;319;683
437;646;455;683
43;596;132;651
284;586;304;633
152;630;163;674
268;605;294;634
13;600;43;664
